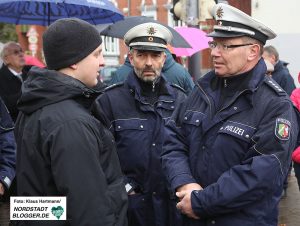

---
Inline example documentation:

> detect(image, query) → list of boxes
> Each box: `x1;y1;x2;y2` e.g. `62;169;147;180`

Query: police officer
93;22;186;226
161;3;299;226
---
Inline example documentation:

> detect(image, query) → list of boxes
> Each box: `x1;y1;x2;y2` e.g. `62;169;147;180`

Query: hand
0;182;5;195
128;190;136;195
176;183;202;219
176;189;200;219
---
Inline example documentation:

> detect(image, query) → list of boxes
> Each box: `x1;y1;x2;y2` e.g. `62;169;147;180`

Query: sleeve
191;98;299;217
183;69;195;95
292;146;300;163
0;99;16;189
45;120;116;225
290;88;300;111
161;98;197;191
282;71;296;95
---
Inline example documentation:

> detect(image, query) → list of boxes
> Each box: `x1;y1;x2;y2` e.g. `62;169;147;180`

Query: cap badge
216;6;224;18
218;21;223;26
147;26;156;35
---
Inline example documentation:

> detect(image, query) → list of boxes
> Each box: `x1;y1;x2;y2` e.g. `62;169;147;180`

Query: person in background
110;48;194;94
93;22;186;226
290;73;300;191
15;18;127;226
0;97;16;199
263;45;296;95
161;3;299;226
0;42;28;122
264;58;274;77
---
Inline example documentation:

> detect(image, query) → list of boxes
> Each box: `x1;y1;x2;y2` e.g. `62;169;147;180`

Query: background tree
0;23;17;43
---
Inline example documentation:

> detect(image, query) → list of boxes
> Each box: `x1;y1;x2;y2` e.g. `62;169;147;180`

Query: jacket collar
198;58;267;95
125;72;176;102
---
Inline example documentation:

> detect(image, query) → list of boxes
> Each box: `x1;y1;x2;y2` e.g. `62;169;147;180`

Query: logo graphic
216;6;224;18
147;26;156;35
275;118;291;140
51;206;64;220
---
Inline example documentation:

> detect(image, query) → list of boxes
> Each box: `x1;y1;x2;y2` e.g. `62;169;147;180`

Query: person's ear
128;51;134;66
248;44;260;61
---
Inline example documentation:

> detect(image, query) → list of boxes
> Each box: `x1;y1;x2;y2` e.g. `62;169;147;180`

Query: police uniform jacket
161;59;299;226
93;72;186;226
15;67;128;226
0;97;16;190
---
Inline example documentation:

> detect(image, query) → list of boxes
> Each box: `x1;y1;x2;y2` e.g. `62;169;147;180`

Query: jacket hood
18;67;101;114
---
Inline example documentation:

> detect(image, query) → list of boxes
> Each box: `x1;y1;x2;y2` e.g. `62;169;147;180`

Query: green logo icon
51;206;64;219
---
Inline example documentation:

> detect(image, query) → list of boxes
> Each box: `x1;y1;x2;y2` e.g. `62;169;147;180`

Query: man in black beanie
14;18;127;226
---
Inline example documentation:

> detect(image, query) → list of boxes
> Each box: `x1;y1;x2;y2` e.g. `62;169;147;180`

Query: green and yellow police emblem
275;118;291;140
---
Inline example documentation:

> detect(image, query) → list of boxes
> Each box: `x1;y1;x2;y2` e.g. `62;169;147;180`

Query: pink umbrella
25;55;45;68
172;27;212;57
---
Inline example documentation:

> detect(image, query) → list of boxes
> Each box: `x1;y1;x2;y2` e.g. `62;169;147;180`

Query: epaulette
264;76;286;96
170;83;186;94
104;82;124;91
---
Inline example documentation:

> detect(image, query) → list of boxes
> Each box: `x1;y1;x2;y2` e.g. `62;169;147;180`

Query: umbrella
99;16;191;48
172;27;212;57
25;55;45;67
0;0;124;26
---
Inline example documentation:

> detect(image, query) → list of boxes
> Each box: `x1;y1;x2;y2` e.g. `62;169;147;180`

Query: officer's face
129;49;166;83
210;37;260;77
72;45;104;88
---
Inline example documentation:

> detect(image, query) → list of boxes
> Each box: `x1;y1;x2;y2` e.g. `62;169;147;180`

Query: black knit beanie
43;18;102;70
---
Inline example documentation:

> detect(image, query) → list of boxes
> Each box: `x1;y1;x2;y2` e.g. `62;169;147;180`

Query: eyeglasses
6;49;24;56
208;41;254;51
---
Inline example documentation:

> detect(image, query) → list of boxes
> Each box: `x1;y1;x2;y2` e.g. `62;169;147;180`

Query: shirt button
171;106;174;109
211;220;216;224
140;125;144;129
117;126;121;129
245;134;249;138
152;143;156;147
152;192;156;195
202;146;206;150
184;117;188;120
233;107;238;110
196;119;199;123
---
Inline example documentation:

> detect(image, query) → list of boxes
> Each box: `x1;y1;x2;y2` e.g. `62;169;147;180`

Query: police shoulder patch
275;118;291;140
264;77;286;96
104;82;124;91
170;83;186;93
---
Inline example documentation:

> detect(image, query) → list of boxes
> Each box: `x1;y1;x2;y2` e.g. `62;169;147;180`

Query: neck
7;65;22;73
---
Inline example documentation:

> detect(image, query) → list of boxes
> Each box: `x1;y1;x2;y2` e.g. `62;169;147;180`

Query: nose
210;46;221;57
145;55;153;66
99;52;105;67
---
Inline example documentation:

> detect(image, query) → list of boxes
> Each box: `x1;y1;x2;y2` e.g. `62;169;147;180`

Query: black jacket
0;64;30;121
15;67;127;226
272;60;296;95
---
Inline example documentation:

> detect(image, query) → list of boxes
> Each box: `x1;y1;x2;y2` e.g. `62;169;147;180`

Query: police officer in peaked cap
92;22;187;226
161;3;299;226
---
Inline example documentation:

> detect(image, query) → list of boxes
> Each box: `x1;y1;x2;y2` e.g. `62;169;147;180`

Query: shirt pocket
218;120;256;142
182;110;205;127
114;118;147;131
